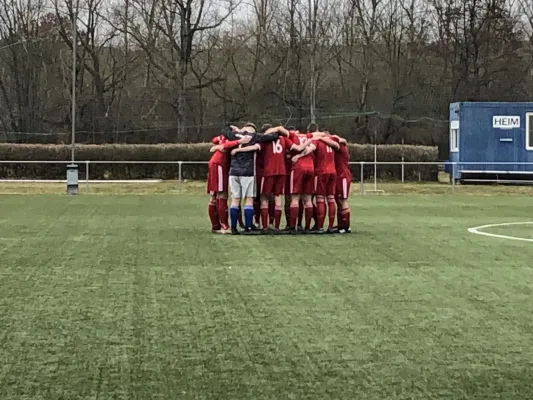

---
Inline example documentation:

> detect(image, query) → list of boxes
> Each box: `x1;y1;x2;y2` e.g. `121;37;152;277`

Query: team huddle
206;122;352;235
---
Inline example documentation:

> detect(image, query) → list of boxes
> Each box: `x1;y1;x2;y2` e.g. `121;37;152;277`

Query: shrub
0;143;439;181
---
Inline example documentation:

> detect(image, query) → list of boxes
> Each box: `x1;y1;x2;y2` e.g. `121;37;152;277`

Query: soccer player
260;126;305;232
255;124;275;229
283;127;299;228
287;132;316;233
314;133;340;233
333;135;352;233
302;123;327;232
207;131;249;233
254;127;266;228
222;123;279;234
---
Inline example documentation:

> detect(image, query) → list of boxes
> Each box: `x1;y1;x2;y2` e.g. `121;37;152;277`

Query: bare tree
53;0;132;141
0;0;47;134
112;0;239;141
0;0;531;146
330;0;384;141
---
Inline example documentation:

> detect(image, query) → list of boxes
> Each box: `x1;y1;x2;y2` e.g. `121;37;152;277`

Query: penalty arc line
467;221;533;243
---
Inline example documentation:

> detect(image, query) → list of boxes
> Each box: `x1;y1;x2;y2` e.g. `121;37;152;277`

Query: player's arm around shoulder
230;143;261;156
222;135;251;150
253;131;280;143
265;126;289;137
319;135;340;150
333;135;348;145
288;137;306;152
210;134;227;152
302;141;317;155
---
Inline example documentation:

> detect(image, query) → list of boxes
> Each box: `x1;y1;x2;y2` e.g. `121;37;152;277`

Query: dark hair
285;125;295;130
307;123;319;132
261;123;272;132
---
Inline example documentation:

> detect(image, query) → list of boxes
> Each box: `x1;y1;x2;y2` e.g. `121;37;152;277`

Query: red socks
216;198;229;229
268;200;275;225
274;208;282;229
289;206;299;228
327;200;337;229
304;206;313;230
261;207;269;230
338;207;350;229
253;200;260;225
208;200;219;229
316;201;326;229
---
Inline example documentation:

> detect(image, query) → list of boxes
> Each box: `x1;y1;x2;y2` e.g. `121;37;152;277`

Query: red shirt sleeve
285;137;295;148
330;135;340;143
306;133;313;139
222;139;240;149
211;135;222;144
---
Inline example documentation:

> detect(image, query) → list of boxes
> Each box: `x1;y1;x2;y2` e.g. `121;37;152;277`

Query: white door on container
450;120;459;153
526;113;533;151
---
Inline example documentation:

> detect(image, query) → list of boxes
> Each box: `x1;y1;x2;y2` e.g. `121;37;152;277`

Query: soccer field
1;193;533;399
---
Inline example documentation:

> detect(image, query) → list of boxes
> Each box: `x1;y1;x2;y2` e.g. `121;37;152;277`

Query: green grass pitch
1;193;533;399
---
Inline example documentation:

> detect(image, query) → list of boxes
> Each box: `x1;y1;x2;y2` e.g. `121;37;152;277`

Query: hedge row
0;143;439;181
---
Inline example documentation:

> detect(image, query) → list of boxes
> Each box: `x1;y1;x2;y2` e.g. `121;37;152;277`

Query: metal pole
373;144;377;191
85;161;89;193
360;161;364;195
178;161;182;192
452;162;456;194
71;0;79;163
401;137;404;183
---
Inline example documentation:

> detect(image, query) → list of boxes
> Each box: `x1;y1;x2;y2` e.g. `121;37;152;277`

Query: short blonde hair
243;122;257;132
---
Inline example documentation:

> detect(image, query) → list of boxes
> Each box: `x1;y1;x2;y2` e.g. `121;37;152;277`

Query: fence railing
0;160;533;194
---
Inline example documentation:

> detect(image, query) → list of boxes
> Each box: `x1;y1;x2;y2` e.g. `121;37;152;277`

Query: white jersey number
273;139;283;154
326;146;333;153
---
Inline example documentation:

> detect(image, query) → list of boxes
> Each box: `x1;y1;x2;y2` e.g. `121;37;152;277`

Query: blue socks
244;205;254;229
230;204;253;230
230;206;239;230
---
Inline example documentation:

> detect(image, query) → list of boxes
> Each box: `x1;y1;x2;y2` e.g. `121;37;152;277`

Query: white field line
467;221;533;243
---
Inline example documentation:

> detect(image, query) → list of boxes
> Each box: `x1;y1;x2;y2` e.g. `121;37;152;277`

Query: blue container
447;102;533;182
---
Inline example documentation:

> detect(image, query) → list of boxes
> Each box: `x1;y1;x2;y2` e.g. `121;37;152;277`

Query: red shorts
261;175;285;196
207;163;228;194
289;169;314;195
315;173;336;196
336;176;351;199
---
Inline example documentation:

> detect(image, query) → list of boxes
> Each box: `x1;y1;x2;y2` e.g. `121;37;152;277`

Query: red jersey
209;135;240;167
209;135;230;167
288;132;314;171
315;139;336;174
262;136;294;176
293;139;315;171
285;131;300;171
334;142;351;179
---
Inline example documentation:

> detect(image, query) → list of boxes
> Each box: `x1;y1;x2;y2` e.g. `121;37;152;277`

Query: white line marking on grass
467;222;533;243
